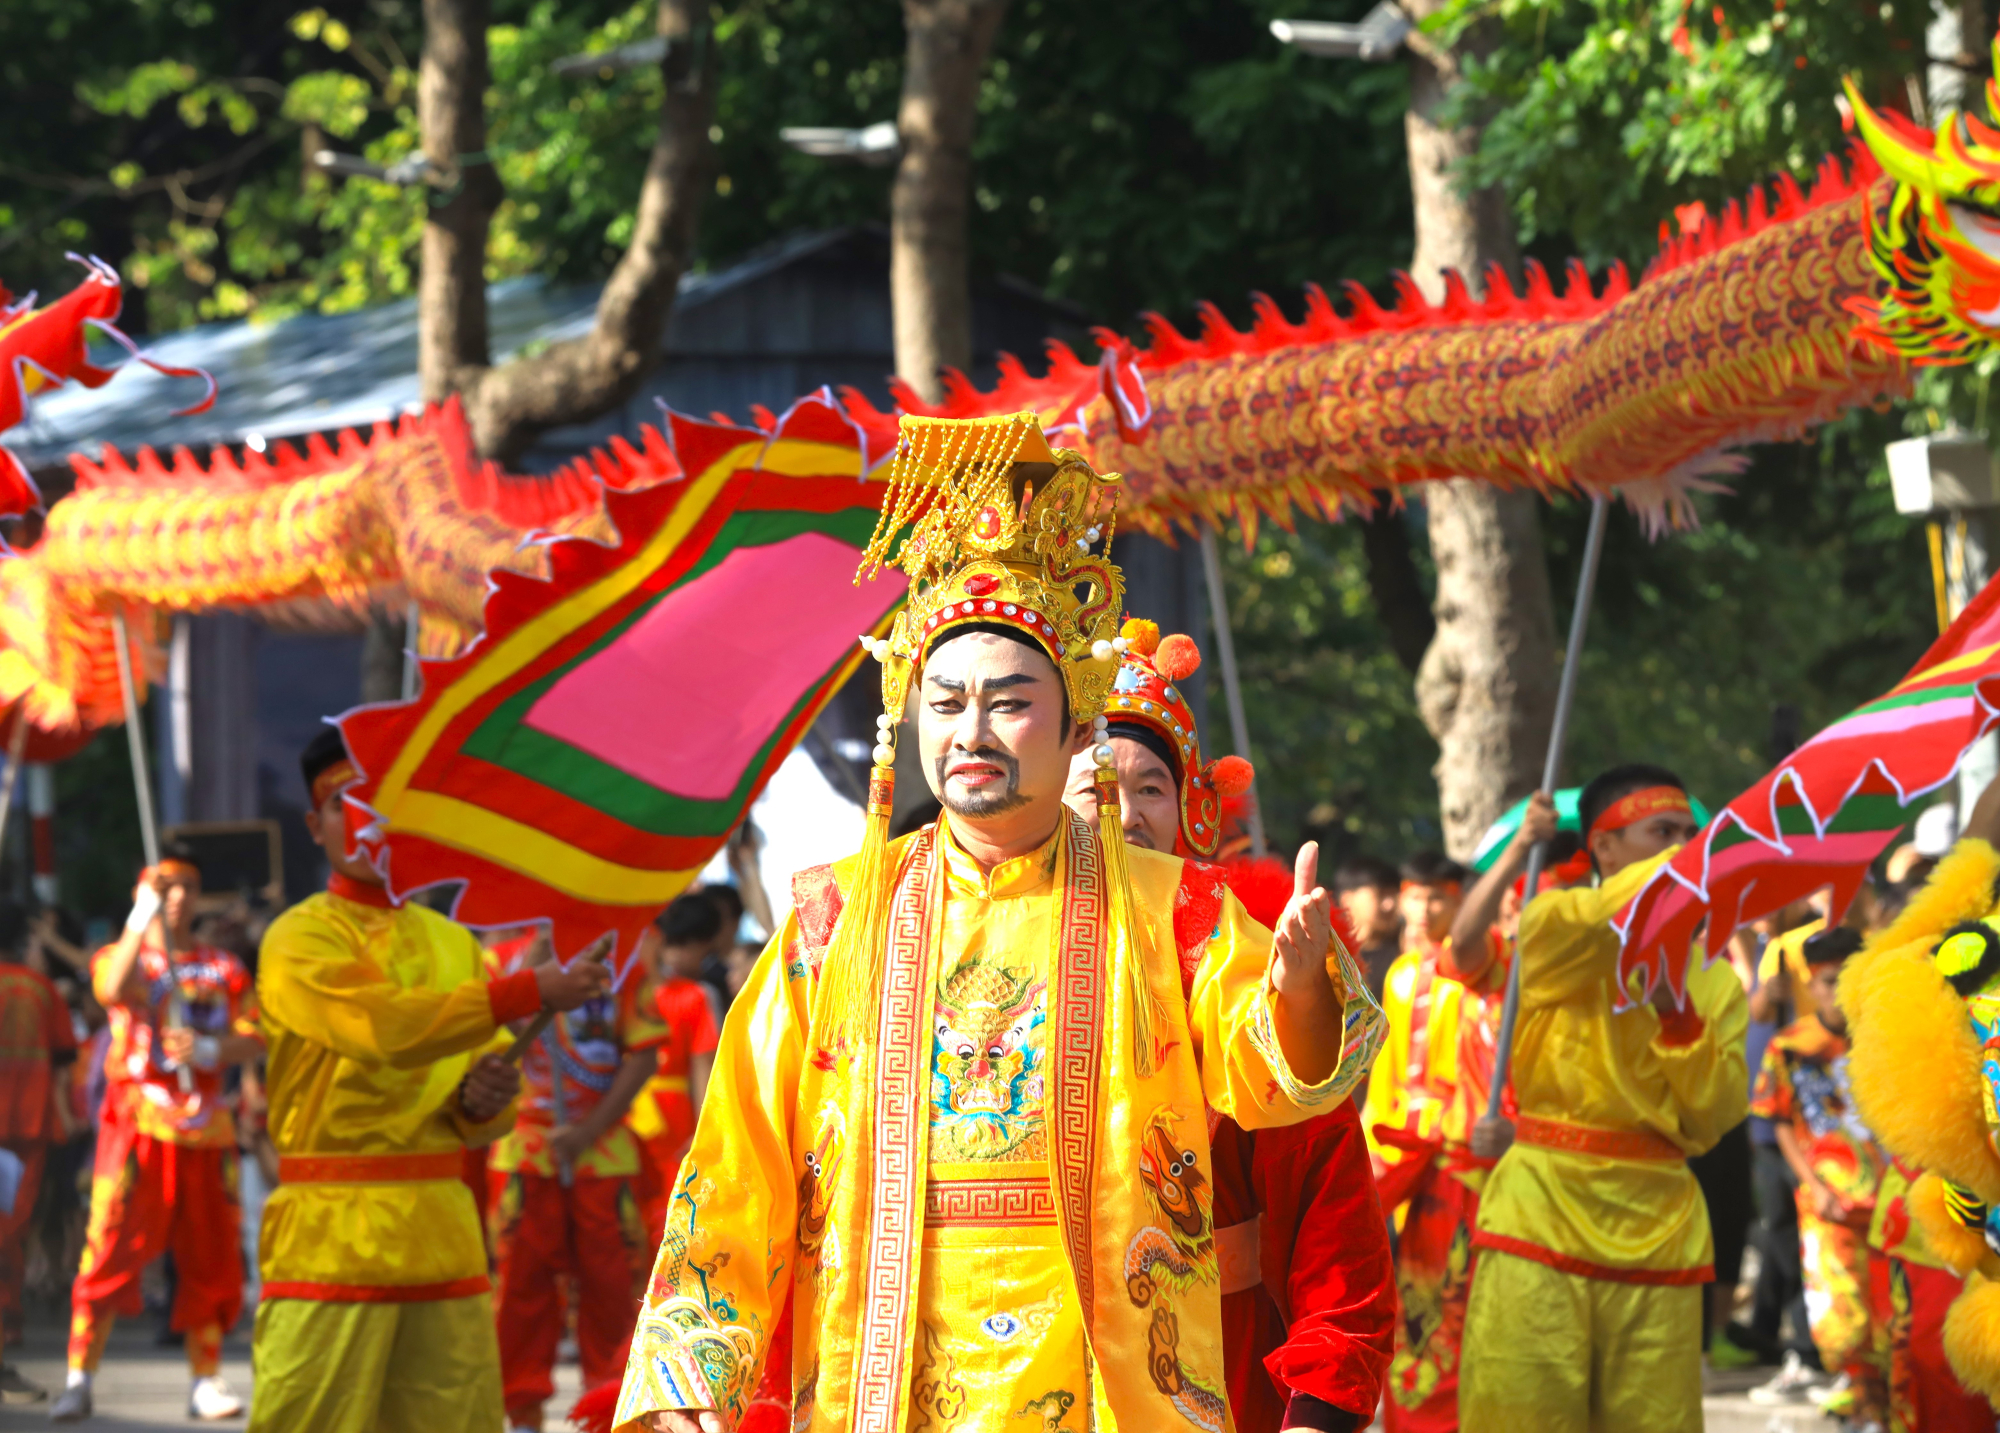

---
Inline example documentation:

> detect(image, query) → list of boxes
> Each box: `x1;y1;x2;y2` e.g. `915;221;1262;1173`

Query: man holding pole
1458;764;1748;1432
56;844;262;1422
246;728;609;1433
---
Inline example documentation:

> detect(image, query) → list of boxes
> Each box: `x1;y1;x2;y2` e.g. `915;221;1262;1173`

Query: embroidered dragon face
1848;49;2000;364
1136;1109;1211;1249
932;958;1045;1128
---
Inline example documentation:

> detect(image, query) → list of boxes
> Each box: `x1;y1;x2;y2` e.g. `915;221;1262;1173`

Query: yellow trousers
1459;1248;1703;1433
247;1293;503;1433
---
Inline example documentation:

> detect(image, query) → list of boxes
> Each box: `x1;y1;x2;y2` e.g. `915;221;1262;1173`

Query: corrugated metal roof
2;227;1090;476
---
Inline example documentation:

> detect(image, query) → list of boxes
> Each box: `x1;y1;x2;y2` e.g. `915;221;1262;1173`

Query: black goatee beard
936;746;1028;817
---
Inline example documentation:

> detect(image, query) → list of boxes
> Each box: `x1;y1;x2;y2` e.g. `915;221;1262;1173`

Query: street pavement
1;1307;581;1431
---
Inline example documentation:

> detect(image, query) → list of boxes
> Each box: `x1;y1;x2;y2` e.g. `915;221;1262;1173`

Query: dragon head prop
1843;845;2000;1401
1846;46;2000;364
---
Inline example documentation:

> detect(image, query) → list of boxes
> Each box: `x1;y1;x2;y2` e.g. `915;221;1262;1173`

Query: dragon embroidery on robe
1124;1107;1225;1432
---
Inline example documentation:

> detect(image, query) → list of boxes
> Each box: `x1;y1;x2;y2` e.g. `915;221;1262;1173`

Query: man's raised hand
1271;840;1338;996
535;948;613;1012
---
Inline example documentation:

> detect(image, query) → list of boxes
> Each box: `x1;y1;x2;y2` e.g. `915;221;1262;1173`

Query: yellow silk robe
1472;851;1749;1280
615;811;1385;1433
256;888;524;1299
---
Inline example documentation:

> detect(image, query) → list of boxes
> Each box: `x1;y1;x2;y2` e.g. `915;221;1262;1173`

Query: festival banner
338;392;903;974
1613;571;2000;1003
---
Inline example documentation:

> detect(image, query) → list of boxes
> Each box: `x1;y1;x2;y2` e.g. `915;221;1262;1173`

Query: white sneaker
1810;1371;1853;1411
188;1376;244;1421
1748;1350;1826;1405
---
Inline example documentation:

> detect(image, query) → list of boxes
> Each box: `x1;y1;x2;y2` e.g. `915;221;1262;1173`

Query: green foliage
1436;0;1931;267
1218;522;1444;859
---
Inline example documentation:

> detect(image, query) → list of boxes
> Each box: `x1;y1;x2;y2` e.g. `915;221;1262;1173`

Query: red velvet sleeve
1253;1098;1396;1420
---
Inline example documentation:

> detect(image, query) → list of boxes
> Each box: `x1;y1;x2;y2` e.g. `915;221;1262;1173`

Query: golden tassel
809;761;899;1061
1095;761;1167;1079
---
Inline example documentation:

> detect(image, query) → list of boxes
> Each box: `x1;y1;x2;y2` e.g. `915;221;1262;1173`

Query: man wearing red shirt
55;844;264;1422
0;900;77;1402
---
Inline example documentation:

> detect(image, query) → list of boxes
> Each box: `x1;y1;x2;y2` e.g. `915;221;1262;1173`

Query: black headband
1105;720;1182;785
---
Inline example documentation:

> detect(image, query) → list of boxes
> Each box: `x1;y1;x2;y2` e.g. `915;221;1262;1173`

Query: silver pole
112;609;192;1091
0;713;31;862
1198;527;1267;858
1484;495;1611;1123
112;610;161;868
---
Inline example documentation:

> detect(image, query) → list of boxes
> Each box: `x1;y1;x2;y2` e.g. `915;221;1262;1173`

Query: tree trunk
891;0;1011;405
1360;510;1435;675
418;0;716;462
417;0;501;402
1400;0;1561;859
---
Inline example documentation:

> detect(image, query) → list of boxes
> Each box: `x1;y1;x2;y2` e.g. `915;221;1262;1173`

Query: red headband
1589;785;1690;840
311;759;360;811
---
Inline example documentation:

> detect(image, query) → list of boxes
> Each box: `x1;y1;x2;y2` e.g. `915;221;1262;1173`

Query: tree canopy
0;0;1964;881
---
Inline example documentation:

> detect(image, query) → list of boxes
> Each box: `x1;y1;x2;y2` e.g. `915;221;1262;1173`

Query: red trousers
1;1138;47;1348
489;1169;644;1420
1872;1255;1996;1433
68;1114;241;1371
1383;1165;1478;1433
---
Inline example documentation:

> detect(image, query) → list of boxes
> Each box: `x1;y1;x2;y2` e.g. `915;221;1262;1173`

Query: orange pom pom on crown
1155;633;1202;682
1120;616;1161;656
1210;754;1255;797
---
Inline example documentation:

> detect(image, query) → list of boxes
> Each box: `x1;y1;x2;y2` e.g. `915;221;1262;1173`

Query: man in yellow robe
247;727;609;1433
1459;763;1749;1432
616;413;1386;1433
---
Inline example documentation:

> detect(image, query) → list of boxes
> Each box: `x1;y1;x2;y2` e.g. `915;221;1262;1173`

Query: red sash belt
1515;1116;1684;1163
278;1151;466;1184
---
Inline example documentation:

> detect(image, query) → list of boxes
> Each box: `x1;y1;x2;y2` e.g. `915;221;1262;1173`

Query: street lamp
778;121;902;167
1270;6;1414;62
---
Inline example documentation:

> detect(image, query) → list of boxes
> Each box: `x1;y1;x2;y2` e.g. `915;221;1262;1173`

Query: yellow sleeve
257;906;503;1071
616;918;806;1430
1516;851;1673;1008
1188;887;1387;1130
1652;956;1751;1155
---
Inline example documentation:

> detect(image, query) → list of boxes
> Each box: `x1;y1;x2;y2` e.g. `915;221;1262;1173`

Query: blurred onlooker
629;895;722;1246
0;897;77;1402
1333;856;1402;1002
1747;928;1883;1419
694;883;745;1015
1397;851;1467;963
723;942;758;999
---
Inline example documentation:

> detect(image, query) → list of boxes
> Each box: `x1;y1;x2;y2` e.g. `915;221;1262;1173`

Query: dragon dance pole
1482;494;1611;1129
112;608;194;1092
1199;527;1268;858
0;712;30;867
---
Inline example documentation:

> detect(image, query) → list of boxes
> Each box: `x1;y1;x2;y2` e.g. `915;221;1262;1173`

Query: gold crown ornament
855;410;1132;736
817;412;1170;1073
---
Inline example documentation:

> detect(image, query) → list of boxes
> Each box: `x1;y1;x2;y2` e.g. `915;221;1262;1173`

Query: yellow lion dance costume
1845;837;2000;1398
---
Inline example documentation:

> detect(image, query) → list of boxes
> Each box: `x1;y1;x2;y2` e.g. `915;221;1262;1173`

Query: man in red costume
58;843;264;1423
1064;617;1395;1432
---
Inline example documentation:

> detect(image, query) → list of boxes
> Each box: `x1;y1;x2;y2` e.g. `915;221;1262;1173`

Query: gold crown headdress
816;413;1171;1073
855;411;1129;727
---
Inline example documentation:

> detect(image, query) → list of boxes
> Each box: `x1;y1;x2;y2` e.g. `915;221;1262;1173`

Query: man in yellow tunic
616;413;1386;1433
247;727;609;1433
1459;763;1749;1432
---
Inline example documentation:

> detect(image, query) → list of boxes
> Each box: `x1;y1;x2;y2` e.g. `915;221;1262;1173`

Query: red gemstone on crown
972;506;1003;540
964;573;1001;597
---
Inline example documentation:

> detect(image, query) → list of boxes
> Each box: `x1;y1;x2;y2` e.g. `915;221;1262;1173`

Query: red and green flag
338;394;902;970
1614;573;2000;1002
